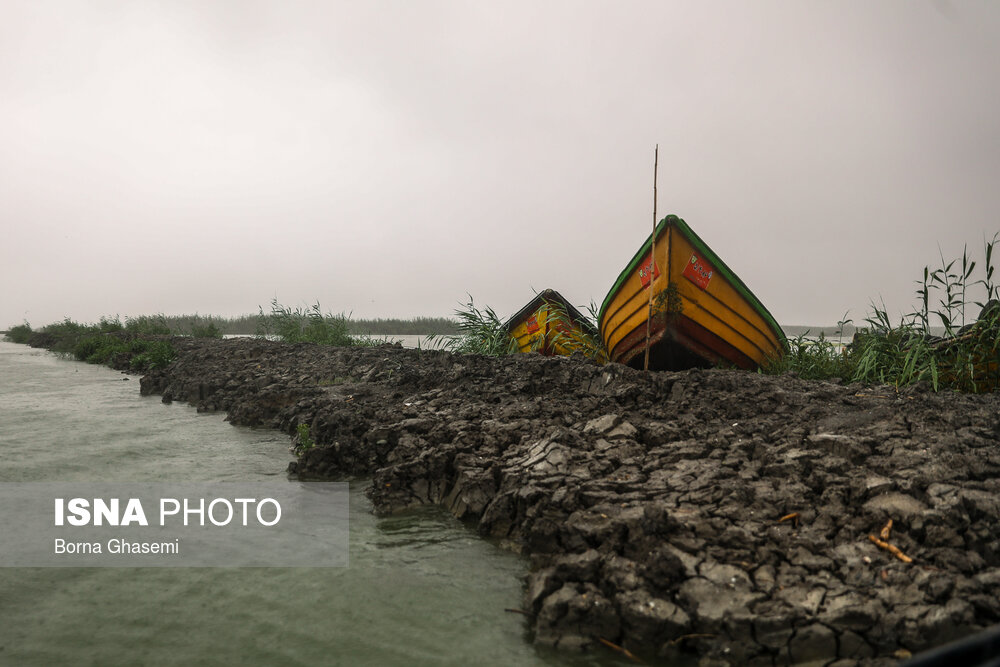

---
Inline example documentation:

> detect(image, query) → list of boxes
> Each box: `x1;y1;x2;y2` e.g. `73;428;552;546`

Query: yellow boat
504;289;600;357
599;215;784;370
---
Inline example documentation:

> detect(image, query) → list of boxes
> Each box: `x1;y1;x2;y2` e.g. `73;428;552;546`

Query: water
0;342;628;666
227;333;451;349
349;333;452;350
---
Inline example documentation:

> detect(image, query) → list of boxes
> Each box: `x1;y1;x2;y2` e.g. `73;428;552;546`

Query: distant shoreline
0;323;864;338
1;321;886;339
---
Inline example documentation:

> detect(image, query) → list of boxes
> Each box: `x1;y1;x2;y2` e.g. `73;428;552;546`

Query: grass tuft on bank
1;314;177;371
5;322;33;344
254;299;391;347
73;335;176;371
765;234;1000;393
428;296;515;356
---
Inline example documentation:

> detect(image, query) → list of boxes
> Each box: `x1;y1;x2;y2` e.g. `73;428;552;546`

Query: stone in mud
753;609;797;651
583;413;619;435
639;545;690;589
616;589;690;648
605;421;638;440
600;555;642;592
787;623;838;665
552;549;602;583
818;595;884;632
807;432;873;463
863;492;927;520
676;577;759;631
442;458;495;519
837;629;875;659
534;583;619;649
861;474;895;498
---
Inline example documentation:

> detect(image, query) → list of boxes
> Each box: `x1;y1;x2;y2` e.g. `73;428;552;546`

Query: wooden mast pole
644;145;658;371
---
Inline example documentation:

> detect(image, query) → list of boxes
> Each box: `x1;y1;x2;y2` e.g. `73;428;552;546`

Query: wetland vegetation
6;235;999;391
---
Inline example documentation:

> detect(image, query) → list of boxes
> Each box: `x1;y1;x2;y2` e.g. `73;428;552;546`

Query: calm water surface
0;341;628;666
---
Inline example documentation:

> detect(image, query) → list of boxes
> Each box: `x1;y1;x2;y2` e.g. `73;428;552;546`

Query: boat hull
505;289;599;357
599;215;784;370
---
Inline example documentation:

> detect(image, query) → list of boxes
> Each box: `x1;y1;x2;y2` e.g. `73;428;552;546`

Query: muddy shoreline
59;336;1000;664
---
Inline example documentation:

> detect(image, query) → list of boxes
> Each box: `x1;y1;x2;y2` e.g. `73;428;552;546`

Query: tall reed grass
538;298;609;363
766;233;1000;392
427;296;515;356
254;299;390;347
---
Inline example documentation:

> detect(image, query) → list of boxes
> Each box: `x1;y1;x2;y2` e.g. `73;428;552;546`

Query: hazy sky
3;0;999;329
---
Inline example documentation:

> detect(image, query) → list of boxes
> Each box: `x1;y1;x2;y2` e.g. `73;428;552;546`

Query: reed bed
766;234;1000;393
6;237;998;393
427;296;516;356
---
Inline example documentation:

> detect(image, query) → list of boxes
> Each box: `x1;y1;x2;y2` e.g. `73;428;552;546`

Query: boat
598;214;784;371
504;289;601;357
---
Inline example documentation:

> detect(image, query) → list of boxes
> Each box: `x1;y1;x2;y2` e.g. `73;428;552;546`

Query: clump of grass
351;334;397;348
294;422;315;455
31;318;95;354
4;322;33;344
540;298;609;363
98;316;124;333
127;340;176;371
765;233;1000;392
190;318;223;339
72;334;176;371
428;295;515;356
4;313;176;371
124;314;172;336
17;315;174;355
255;299;354;346
765;319;855;381
938;301;1000;392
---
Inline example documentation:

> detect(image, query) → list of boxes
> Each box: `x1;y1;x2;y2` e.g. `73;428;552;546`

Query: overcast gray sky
3;0;999;329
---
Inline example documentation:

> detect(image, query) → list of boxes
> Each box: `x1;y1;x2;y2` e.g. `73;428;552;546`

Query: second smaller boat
504;289;601;358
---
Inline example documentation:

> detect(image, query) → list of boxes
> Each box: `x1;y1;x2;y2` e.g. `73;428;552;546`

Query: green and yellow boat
599;215;784;371
505;289;600;357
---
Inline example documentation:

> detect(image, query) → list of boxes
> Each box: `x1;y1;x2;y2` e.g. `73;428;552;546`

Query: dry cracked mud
131;336;1000;666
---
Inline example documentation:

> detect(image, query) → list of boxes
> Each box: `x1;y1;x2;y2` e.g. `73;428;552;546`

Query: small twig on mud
598;637;645;664
880;518;893;540
667;633;716;646
868;534;913;563
777;512;800;528
503;608;535;617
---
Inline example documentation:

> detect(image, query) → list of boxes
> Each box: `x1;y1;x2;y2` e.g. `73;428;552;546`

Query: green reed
764;318;854;382
539;298;609;363
427;295;516;356
255;299;356;346
3;322;33;344
765;233;1000;392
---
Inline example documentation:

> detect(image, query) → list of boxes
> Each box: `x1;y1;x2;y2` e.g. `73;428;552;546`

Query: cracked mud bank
134;336;1000;665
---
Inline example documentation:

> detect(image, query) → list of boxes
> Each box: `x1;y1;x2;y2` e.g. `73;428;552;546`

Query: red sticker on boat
682;253;714;290
525;316;540;333
638;252;660;288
